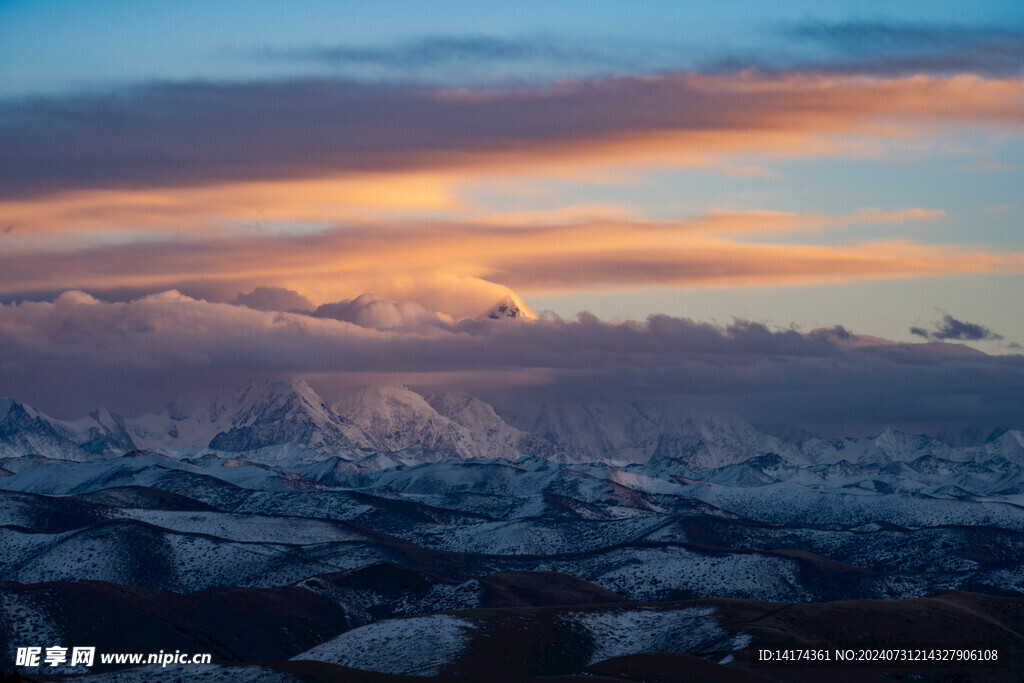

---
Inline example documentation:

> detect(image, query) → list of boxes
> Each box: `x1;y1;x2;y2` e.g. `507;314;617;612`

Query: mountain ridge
2;381;1022;471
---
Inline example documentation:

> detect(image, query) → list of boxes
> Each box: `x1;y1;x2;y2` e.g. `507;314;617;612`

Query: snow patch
292;613;476;676
568;606;752;665
0;592;62;655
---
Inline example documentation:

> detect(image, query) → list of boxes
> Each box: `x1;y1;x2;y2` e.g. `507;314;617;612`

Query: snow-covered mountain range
2;380;1022;471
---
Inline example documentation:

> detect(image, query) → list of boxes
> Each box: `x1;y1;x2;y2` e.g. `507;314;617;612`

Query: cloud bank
1;291;1021;436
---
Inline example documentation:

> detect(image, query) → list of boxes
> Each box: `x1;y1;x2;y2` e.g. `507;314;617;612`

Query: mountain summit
483;294;537;320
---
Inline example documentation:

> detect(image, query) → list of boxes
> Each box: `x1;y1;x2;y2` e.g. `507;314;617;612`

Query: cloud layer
2;214;1020;313
2;66;1018;312
2;72;1021;201
1;291;1021;436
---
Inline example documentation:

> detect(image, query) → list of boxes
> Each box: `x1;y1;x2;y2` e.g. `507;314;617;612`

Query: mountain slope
0;399;95;461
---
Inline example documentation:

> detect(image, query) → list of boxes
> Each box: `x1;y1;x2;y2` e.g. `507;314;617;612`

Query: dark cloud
829;325;852;340
0;75;732;199
910;314;1004;342
2;71;1019;200
232;286;314;312
1;291;1022;436
934;316;1004;342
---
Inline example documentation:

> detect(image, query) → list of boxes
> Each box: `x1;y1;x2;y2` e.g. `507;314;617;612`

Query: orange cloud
0;172;462;239
1;214;1019;316
671;207;946;235
487;238;1023;292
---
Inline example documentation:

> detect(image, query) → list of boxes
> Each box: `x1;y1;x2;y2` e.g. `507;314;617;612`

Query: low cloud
313;293;446;330
1;291;1022;437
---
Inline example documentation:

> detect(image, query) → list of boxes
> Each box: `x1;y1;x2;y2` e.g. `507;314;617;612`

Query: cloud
2;291;1023;436
231;286;314;312
910;314;1004;342
1;214;1022;311
775;21;1024;77
262;35;599;69
0;172;461;238
810;325;853;341
789;20;1024;52
2;72;1021;201
790;21;1020;46
313;293;446;330
254;24;1024;81
1;216;1022;310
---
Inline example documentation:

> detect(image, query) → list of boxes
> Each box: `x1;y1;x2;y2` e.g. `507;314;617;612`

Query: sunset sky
1;1;1023;432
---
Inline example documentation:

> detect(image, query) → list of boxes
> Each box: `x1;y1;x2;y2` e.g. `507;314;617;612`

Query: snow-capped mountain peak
483;294;537;321
125;379;368;459
0;398;96;461
3;381;1023;472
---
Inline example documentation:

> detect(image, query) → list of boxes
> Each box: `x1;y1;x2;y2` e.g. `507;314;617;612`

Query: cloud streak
265;24;1024;81
262;35;603;69
785;21;1024;76
701;21;1024;77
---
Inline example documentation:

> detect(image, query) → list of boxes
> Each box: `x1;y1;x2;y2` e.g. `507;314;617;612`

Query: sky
1;1;1023;434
